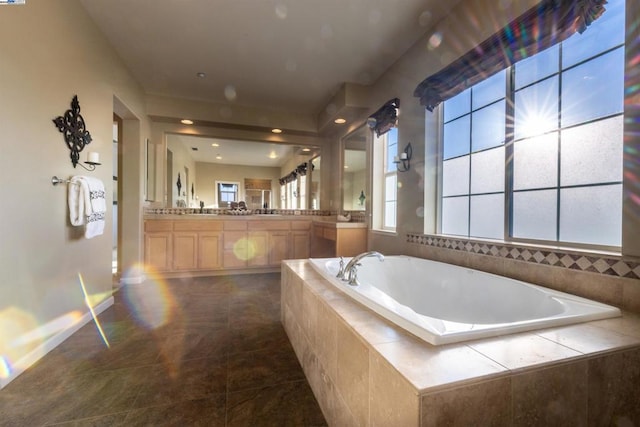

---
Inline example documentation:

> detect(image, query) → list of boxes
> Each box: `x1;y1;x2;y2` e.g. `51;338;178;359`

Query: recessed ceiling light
269;152;277;159
334;118;347;124
302;148;311;152
196;72;206;78
211;143;219;147
344;165;349;169
271;128;282;134
181;119;194;125
215;154;222;160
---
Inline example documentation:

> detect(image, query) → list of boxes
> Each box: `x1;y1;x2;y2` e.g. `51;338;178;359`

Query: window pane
385;174;397;201
442;196;469;236
559;184;622;246
471;100;505;152
472;70;505;109
443;115;470;159
470;146;505;194
513;132;558;190
444;88;471;122
514;44;559;89
512;190;557;241
442;156;469;197
561;47;624;128
384;201;397;228
386;128;398;173
560;116;623;186
514;76;558;140
561;0;625;69
470;194;504;239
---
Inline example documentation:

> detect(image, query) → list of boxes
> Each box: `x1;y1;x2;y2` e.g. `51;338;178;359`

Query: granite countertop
143;214;368;227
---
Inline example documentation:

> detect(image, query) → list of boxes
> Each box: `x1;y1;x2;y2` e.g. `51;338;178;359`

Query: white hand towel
68;176;106;239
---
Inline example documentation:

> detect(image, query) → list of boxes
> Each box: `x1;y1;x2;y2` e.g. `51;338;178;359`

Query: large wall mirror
164;133;321;210
342;125;369;212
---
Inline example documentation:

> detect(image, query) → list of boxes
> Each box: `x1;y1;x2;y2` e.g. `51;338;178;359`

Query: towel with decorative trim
68;176;106;239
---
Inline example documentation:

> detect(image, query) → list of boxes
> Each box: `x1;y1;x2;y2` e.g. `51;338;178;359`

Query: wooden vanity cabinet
144;218;312;276
144;220;173;271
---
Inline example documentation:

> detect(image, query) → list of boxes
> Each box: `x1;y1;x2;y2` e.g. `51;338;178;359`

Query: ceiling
167;134;319;167
80;0;459;165
80;0;456;115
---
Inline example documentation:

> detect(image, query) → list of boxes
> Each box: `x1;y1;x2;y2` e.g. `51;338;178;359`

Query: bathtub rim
308;255;622;345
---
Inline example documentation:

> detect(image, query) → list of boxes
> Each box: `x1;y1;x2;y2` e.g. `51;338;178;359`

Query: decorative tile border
407;233;640;280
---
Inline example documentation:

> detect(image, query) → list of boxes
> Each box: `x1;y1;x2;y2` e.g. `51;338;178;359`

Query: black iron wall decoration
52;95;93;168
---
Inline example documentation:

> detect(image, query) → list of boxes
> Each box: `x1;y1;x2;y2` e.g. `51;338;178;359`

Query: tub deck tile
373;334;509;393
534;321;640;355
467;332;582;372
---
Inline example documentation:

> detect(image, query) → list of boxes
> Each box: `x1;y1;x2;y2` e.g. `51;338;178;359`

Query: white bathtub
308;255;621;345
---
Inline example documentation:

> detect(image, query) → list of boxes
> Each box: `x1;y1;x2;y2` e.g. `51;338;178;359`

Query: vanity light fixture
271;128;282;134
334;118;346;124
181;119;194;125
393;142;412;172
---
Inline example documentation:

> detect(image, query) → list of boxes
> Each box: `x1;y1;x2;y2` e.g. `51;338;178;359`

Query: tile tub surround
281;260;640;426
406;233;640;314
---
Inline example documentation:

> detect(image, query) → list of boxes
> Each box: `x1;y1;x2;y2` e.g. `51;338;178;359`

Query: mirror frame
341;124;370;213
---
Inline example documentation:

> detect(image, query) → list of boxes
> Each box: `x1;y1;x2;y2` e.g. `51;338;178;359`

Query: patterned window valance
279;162;311;185
413;0;608;112
367;98;400;137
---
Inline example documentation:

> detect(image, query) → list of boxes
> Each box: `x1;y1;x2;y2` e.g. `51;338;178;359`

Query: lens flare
0;307;38;379
78;273;110;348
123;264;177;330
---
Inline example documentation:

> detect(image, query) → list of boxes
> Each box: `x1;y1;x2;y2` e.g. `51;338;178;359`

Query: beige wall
0;0;149;383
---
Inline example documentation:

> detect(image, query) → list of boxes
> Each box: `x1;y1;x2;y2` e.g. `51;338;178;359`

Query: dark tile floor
0;273;327;426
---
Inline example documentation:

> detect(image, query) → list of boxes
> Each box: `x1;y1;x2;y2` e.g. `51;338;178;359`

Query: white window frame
373;128;397;232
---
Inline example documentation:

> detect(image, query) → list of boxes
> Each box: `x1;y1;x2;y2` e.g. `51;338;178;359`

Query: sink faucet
339;251;384;286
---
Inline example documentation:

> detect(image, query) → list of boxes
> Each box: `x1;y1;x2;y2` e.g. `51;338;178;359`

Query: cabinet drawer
223;221;248;231
174;220;223;231
291;220;311;231
248;220;290;231
145;220;173;232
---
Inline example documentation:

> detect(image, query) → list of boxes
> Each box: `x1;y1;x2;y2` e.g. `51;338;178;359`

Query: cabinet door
291;231;310;259
223;231;248;268
247;231;269;267
269;231;291;265
173;232;198;270
144;232;172;272
199;232;222;270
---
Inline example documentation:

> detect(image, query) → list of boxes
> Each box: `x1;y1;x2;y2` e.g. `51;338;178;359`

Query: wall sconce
53;95;100;171
393;142;412;172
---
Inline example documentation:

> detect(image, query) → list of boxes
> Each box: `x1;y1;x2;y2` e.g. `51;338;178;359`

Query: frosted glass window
561;0;625;69
514;76;558;140
561;116;623;186
470;194;504;239
471;147;505;194
443;115;470;159
442;196;469;236
559;184;622;246
512;190;557;241
443;88;471;122
561;48;624;128
513;132;558;190
384;175;397;228
471;101;506;152
514;44;559;89
384;201;397;228
472;70;506;110
442;156;470;197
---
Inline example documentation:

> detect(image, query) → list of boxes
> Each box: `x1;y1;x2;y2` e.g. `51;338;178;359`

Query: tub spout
340;251;384;286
